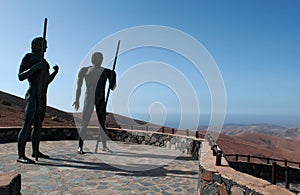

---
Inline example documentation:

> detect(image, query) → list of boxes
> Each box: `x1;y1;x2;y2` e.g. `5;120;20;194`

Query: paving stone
0;141;198;194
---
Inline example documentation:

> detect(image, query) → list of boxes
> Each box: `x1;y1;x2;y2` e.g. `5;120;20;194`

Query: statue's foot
32;152;50;159
102;147;112;152
17;156;35;164
77;147;85;154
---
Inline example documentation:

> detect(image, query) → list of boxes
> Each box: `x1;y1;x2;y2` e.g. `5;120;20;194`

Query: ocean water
131;113;300;129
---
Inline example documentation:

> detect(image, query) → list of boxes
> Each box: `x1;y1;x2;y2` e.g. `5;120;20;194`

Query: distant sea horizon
131;113;300;129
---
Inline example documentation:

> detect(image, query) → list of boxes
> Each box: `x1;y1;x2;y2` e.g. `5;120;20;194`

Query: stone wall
0;128;20;143
198;164;263;195
0;127;201;158
0;127;79;143
197;141;295;195
106;128;201;158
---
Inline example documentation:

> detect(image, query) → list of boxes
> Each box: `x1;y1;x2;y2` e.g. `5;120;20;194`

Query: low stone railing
199;163;264;195
198;136;296;195
0;172;21;195
0;127;202;158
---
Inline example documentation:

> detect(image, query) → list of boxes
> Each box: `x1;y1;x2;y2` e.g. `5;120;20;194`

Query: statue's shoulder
78;66;91;77
20;53;37;69
103;68;111;73
79;66;90;72
22;53;34;61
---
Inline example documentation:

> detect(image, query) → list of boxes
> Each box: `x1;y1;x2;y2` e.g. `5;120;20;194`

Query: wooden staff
105;40;120;106
95;40;120;153
36;18;47;161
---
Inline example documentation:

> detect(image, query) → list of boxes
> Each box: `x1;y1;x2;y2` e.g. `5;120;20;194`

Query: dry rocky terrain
1;90;299;164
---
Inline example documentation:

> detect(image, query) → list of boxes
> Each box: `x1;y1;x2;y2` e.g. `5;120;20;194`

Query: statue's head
31;37;47;53
91;52;103;66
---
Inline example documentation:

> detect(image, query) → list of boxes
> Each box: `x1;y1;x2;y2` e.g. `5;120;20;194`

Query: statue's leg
95;103;108;149
31;97;49;158
78;99;93;154
17;96;35;163
32;113;41;155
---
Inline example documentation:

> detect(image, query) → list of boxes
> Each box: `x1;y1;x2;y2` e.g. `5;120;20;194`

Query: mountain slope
0;91;75;127
217;132;300;163
0;90;163;130
1;90;299;164
221;124;300;140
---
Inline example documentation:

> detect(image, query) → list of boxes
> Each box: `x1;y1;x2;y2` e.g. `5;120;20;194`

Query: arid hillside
0;91;75;127
216;132;300;163
0;90;161;130
221;124;300;140
1;90;299;164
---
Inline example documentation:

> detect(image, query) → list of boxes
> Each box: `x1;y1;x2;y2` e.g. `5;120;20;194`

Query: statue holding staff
17;19;59;163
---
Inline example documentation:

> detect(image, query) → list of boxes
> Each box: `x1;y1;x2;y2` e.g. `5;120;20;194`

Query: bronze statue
17;37;59;163
73;52;116;154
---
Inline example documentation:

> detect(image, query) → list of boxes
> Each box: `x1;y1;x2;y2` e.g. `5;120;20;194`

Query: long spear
95;40;120;153
36;18;47;161
41;18;47;60
105;40;120;106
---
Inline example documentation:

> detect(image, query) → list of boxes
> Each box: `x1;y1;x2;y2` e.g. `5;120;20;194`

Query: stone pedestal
0;172;21;195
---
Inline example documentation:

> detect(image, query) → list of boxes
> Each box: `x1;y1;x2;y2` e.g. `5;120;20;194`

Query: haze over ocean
132;113;300;129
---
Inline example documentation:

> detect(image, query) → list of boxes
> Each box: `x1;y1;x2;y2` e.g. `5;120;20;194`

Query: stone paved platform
0;140;199;194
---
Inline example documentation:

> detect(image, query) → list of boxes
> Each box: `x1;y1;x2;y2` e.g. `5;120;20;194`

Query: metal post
272;162;277;184
161;127;164;133
172;128;175;135
207;136;212;146
285;166;290;189
284;160;288;167
247;155;250;163
267;158;270;164
216;150;222;166
212;145;217;156
236;154;239;162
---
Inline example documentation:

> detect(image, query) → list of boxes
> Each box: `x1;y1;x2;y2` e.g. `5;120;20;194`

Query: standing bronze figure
73;52;116;154
17;37;59;163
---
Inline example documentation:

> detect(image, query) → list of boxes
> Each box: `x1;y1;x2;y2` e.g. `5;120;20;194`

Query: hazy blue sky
0;1;299;127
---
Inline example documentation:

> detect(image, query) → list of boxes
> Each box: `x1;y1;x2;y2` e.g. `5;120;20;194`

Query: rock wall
0;127;79;143
198;164;263;195
0;127;201;158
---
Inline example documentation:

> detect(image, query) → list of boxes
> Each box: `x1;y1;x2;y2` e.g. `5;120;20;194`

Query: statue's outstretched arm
72;67;87;110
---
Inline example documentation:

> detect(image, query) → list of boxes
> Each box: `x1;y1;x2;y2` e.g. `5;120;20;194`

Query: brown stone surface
230;186;244;195
218;183;228;195
0;172;21;195
0;172;19;186
200;168;215;182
